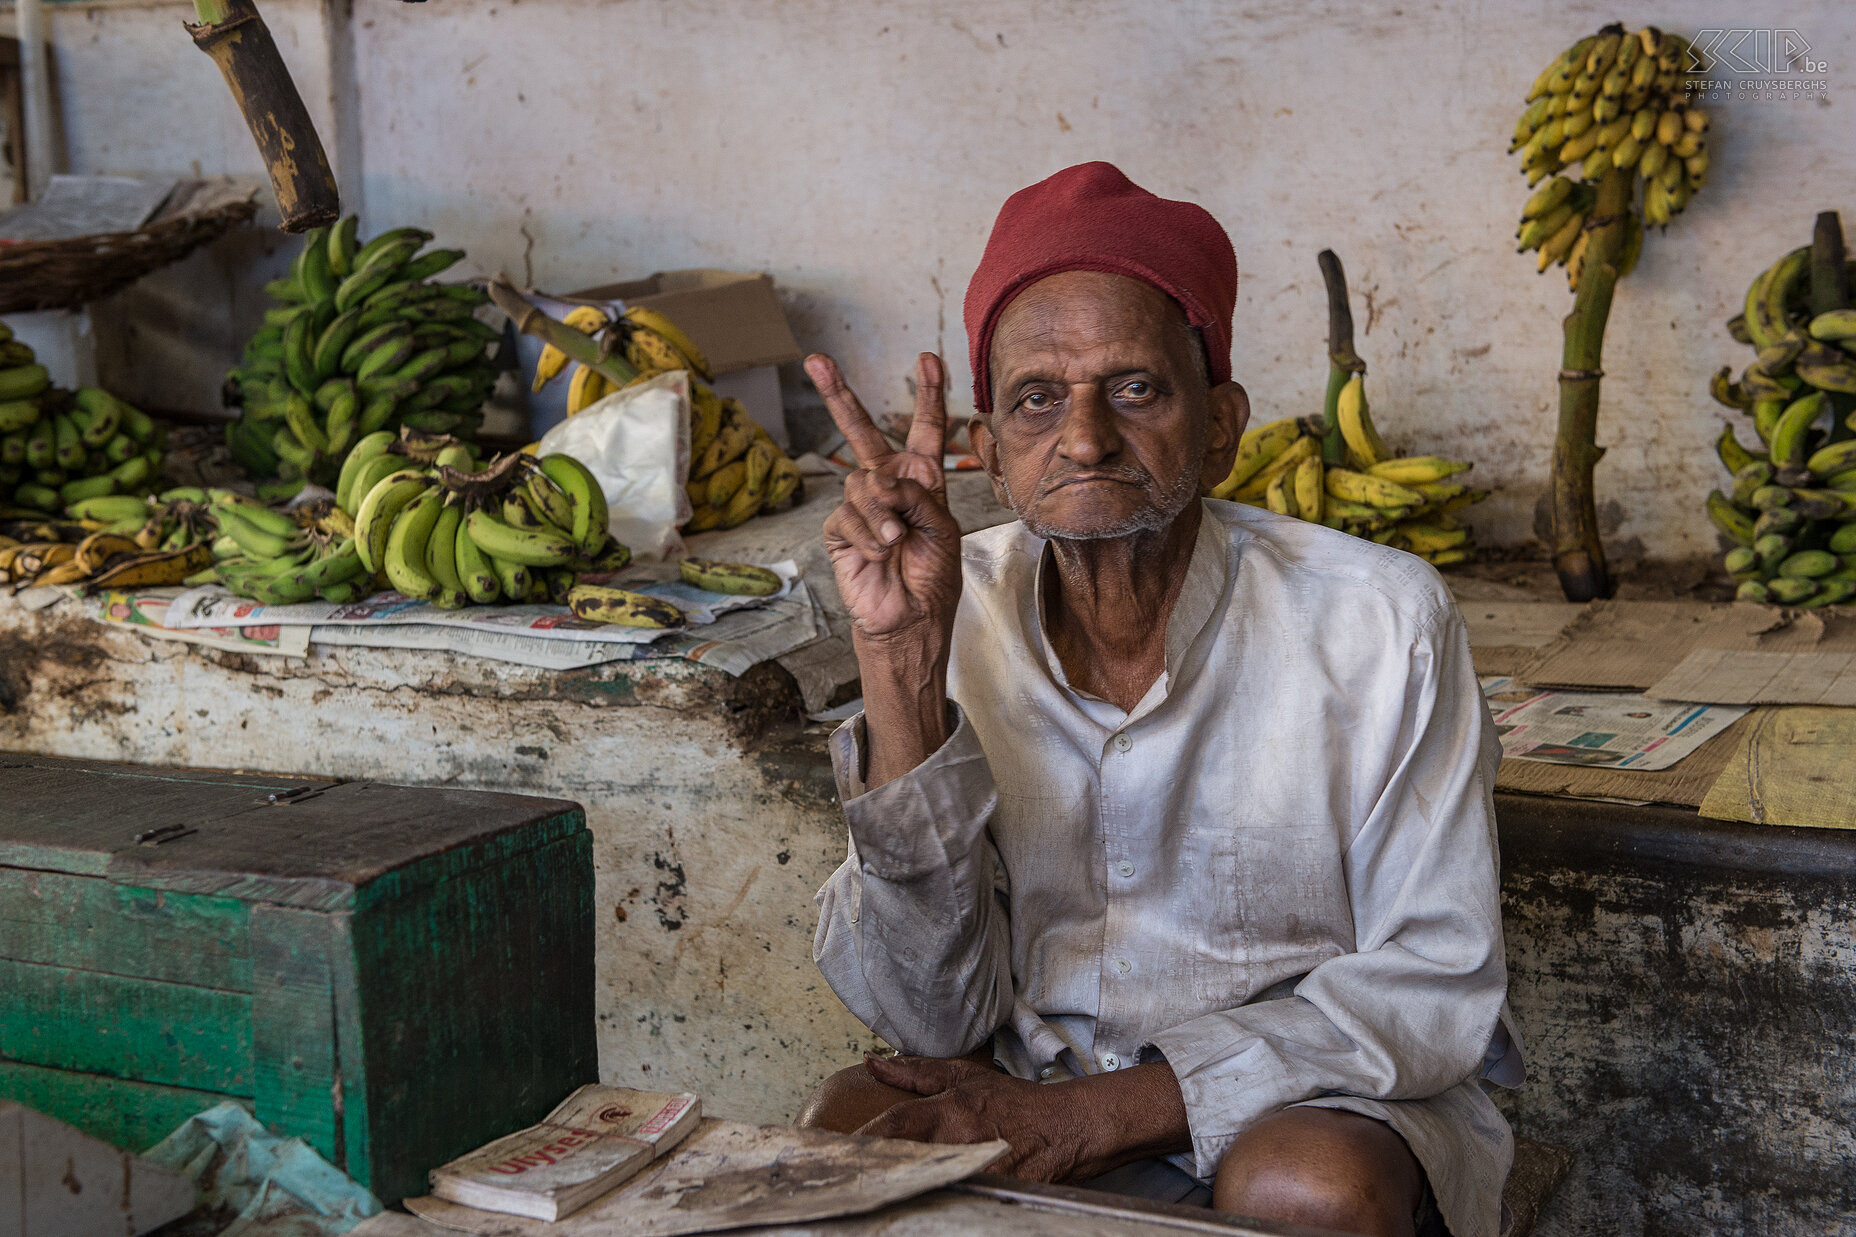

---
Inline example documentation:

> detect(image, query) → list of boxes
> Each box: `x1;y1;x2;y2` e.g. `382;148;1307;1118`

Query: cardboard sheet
1648;648;1856;707
1512;600;1856;694
1459;601;1585;677
403;1120;1006;1237
1699;707;1856;829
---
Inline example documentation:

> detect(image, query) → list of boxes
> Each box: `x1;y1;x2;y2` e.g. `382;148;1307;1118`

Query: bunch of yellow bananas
1209;374;1488;567
529;303;803;531
1510;24;1709;290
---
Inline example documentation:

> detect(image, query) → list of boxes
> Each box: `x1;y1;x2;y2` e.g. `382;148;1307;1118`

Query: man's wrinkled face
972;270;1244;542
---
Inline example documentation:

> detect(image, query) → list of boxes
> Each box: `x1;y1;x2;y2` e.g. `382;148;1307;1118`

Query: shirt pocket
1188;826;1348;1005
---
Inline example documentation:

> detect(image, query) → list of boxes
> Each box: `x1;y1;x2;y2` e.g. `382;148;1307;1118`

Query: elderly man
798;163;1521;1237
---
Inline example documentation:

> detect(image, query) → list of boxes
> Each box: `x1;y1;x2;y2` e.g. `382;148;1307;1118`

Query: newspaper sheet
310;582;824;673
159;562;800;644
1480;676;1748;772
91;589;310;657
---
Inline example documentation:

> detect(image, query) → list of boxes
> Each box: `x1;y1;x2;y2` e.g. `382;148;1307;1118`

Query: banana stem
486;277;639;388
1317;249;1364;465
185;0;339;232
1811;212;1853;446
1548;165;1633;602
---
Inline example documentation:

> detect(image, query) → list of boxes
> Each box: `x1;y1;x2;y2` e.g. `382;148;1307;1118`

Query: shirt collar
1030;500;1232;703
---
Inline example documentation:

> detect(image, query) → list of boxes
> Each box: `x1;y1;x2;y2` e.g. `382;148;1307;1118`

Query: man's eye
1021;391;1054;411
1121;381;1153;400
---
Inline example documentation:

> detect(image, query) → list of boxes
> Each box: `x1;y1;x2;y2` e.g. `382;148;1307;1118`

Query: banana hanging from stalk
534;305;611;392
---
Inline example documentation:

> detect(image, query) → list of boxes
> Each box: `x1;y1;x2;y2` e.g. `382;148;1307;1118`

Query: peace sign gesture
809;351;963;647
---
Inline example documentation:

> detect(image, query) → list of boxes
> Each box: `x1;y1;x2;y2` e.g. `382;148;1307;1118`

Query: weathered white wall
27;0;1856;552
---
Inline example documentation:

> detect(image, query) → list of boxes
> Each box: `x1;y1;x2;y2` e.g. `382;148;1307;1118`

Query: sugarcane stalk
486;277;640;388
1548;165;1633;602
1317;249;1365;465
1811;211;1852;446
186;0;339;232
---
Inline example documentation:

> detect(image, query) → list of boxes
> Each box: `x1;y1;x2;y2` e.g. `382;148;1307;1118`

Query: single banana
622;306;711;380
565;365;611;416
1706;490;1756;546
568;582;685;628
538;452;611;553
1335;375;1389;467
679;557;782;596
1795;342;1856;395
1769;391;1827;472
425;501;467;602
1264;468;1296;518
763;453;801;509
1808;309;1856;343
1293;455;1324;522
455;515;503;603
354;470;432;573
336;430;401;511
463;508;577;567
1325;468;1425;509
383;486;445;599
1366;457;1471;485
526;470;578;533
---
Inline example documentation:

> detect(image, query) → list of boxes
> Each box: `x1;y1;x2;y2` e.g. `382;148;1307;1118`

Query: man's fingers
823;500;891;562
806;353;893;470
904;353;951;472
862;1053;974;1096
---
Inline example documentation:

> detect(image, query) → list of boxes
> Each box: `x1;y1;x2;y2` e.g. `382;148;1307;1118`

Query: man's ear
1200;380;1250;492
968;413;1014;510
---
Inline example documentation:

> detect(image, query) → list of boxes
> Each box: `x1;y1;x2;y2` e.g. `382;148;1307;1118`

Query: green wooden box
0;753;596;1206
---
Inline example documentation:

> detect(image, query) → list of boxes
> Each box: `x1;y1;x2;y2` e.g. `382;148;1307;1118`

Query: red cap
964;162;1238;415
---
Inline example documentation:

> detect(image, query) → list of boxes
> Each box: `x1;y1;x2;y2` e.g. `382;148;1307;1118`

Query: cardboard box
519;270;802;443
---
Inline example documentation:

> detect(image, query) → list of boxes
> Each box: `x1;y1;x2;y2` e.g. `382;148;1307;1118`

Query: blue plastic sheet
147;1103;382;1237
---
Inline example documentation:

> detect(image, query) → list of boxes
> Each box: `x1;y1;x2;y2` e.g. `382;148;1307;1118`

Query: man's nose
1057;384;1121;465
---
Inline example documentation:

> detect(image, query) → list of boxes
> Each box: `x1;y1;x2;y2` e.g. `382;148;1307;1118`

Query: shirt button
1113;733;1132;753
1113;957;1131;973
1039;1066;1055;1079
1115;860;1135;878
1101;1053;1120;1071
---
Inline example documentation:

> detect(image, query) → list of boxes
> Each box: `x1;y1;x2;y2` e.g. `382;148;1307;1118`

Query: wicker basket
0;194;259;315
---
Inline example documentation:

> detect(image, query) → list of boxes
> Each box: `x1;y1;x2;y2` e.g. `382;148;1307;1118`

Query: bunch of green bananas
1705;227;1856;607
1510;24;1708;289
66;488;219;551
224;216;499;490
1208;375;1489;568
351;441;646;614
204;492;372;605
0;330;166;516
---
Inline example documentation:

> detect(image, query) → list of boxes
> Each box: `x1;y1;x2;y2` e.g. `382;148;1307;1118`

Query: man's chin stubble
1010;467;1200;543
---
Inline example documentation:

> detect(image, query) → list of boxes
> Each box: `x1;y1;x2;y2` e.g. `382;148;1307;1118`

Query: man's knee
1212;1108;1422;1237
795;1062;913;1133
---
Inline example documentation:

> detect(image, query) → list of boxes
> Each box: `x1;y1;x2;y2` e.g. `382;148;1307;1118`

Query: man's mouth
1043;470;1149;495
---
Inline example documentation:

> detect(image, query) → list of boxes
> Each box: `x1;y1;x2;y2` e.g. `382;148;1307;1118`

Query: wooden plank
109;782;586;909
249;904;342;1166
0;958;253;1094
349;830;596;1205
0;867;250;990
0;1059;242;1153
0;753;310;875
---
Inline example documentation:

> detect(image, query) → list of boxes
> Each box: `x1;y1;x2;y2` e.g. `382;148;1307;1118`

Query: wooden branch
486;276;639;388
1317;249;1364;464
186;0;338;232
1548;166;1634;602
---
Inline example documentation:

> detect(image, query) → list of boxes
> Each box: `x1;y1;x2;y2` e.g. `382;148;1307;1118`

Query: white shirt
814;501;1523;1237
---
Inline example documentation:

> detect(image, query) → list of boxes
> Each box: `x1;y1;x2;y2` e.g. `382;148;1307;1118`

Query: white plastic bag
536;369;691;560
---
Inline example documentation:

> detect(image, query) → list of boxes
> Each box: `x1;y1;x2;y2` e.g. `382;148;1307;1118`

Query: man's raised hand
809;352;962;644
